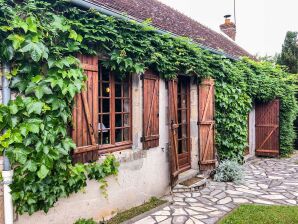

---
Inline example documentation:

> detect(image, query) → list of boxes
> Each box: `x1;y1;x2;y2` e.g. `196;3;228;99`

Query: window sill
98;141;132;155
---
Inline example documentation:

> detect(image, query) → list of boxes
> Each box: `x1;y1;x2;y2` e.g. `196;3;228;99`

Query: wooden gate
198;78;216;171
255;99;280;157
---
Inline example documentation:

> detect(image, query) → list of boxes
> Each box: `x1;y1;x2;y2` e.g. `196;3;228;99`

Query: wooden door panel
198;79;216;171
142;71;159;149
168;80;179;186
72;54;99;163
255;99;280;156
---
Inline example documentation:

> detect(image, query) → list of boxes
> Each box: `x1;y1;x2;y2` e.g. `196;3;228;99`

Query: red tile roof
89;0;253;59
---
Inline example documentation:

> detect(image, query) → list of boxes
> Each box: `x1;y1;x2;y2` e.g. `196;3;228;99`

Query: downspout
1;63;13;224
70;0;239;61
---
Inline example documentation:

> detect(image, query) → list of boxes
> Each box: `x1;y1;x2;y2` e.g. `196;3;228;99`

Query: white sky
158;0;298;56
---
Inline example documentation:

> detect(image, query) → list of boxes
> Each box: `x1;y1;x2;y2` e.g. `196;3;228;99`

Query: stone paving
133;152;298;224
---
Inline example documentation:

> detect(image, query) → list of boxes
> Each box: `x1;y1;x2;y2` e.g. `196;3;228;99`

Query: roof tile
89;0;252;58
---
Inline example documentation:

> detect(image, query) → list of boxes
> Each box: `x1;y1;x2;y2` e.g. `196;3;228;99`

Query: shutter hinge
140;74;144;80
140;136;145;142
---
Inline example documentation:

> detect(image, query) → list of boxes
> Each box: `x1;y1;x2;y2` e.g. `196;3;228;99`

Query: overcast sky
159;0;298;56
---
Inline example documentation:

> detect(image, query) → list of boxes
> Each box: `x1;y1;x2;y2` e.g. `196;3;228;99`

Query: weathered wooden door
168;79;179;185
198;78;216;171
168;77;191;186
255;99;280;157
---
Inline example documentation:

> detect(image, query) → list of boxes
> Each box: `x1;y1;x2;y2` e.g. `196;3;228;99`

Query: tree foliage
0;0;296;215
277;31;298;74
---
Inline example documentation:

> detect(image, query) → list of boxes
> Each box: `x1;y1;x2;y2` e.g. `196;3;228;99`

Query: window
98;66;132;152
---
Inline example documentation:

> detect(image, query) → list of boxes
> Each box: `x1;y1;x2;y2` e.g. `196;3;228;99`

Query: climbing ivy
0;0;296;215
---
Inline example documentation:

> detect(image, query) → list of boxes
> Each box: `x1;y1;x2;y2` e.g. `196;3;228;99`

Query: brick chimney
220;15;236;41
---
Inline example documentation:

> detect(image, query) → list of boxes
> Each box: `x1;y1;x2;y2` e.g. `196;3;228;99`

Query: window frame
98;65;132;154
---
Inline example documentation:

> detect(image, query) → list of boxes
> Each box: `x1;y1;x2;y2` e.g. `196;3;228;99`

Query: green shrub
74;218;97;224
214;160;244;184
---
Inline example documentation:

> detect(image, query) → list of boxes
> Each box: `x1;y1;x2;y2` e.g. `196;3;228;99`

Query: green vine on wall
0;0;297;215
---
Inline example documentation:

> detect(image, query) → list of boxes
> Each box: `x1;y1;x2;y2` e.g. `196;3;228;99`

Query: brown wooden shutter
142;71;159;149
72;54;99;163
255;99;280;157
198;78;216;171
168;79;179;186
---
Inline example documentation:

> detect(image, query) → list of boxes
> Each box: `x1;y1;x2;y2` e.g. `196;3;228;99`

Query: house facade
12;0;257;223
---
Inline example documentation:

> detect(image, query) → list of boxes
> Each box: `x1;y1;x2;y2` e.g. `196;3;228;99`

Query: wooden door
255;99;280;157
177;77;191;171
168;79;179;185
168;77;191;186
198;78;216;171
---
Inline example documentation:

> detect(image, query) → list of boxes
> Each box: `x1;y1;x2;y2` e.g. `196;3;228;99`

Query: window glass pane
102;82;110;97
181;110;187;124
178;140;182;154
99;99;102;113
181;124;187;138
123;128;129;141
115;129;122;142
115;84;122;97
115;74;122;83
102;130;110;144
181;139;187;153
102;99;110;112
123;82;129;98
115;99;122;112
115;114;122;127
98;132;102;145
123;99;130;113
123;114;129;127
178;124;182;139
102;67;109;81
181;94;187;108
102;114;110;128
98;82;101;97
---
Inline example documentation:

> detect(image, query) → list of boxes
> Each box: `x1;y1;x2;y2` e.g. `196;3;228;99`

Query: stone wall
16;76;172;224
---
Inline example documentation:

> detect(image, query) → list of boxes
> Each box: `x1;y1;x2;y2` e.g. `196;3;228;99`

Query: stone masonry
134;152;298;224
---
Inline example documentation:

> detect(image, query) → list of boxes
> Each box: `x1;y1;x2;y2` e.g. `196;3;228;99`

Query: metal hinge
140;136;145;142
140;74;144;80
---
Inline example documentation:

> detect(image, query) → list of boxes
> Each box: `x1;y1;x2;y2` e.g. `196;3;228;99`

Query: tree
277;31;298;74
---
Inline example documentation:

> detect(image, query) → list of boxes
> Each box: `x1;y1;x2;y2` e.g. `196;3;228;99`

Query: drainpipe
70;0;239;61
1;62;13;224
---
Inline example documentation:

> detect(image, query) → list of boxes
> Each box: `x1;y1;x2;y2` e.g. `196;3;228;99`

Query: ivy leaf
19;41;48;62
37;165;49;179
7;34;25;49
26;17;37;33
9;104;18;115
14;148;28;164
27;101;43;115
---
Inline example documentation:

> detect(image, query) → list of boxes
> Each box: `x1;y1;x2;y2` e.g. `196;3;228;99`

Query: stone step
173;175;208;193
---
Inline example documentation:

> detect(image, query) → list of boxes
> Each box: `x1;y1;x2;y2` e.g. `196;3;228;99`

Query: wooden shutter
168;79;179;186
72;54;99;163
255;99;280;157
142;71;159;149
198;78;216;171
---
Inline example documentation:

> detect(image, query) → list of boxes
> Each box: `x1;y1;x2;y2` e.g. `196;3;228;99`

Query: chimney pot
220;15;236;41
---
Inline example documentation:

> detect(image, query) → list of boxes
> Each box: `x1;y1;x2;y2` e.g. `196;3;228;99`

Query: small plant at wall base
0;0;297;215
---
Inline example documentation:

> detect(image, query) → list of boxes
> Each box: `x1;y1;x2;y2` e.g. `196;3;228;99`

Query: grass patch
219;204;298;224
105;197;167;224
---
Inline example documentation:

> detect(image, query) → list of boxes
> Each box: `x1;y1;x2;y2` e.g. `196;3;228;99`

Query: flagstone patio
133;152;298;224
